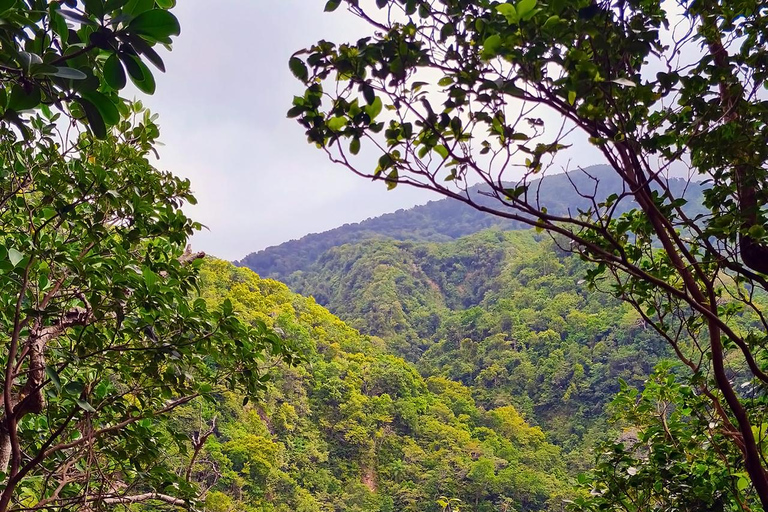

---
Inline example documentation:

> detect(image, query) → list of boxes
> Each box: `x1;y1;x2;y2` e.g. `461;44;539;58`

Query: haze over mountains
237;165;704;281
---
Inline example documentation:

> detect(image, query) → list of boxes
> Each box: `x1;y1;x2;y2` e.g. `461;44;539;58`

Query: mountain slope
189;259;569;512
238;165;704;281
274;230;671;450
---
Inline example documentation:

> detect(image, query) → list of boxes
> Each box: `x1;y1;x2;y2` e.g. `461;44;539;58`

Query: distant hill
237;165;704;280
276;229;672;450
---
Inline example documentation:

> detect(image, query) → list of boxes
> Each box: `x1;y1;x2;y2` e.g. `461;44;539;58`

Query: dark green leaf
121;54;155;94
7;85;41;111
83;91;120;126
45;367;62;391
83;0;105;18
104;53;127;90
129;36;166;72
78;97;107;139
76;399;97;413
63;381;85;396
51;67;88;80
128;9;180;39
289;57;308;82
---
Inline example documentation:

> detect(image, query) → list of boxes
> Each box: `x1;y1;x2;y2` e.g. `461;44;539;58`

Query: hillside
277;230;671;450
186;259;570;512
238;166;704;281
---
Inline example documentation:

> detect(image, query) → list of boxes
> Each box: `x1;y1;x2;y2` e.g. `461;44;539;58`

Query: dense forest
3;1;768;511
188;259;569;512
274;230;671;451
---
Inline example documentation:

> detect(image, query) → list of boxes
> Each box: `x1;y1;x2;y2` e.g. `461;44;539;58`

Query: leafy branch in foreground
290;0;768;507
0;0;181;139
0;1;298;510
0;102;296;512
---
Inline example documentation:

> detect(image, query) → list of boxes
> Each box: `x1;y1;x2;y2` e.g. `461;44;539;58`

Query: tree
289;0;768;507
0;1;295;510
573;364;753;512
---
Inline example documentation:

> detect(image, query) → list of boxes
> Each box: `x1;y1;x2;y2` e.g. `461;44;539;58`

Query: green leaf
7;85;41;111
438;76;453;87
366;96;383;120
45;367;62;392
83;0;105;18
122;54;156;94
481;34;502;59
496;3;518;24
83;91;120;126
119;52;144;81
104;53;127;90
134;41;166;72
362;84;376;105
324;0;341;11
51;67;88;80
63;381;85;396
77;97;107;139
128;9;180;39
289;57;308;82
123;0;153;16
8;248;23;267
568;90;576;105
748;225;766;239
327;116;347;132
286;105;305;118
76;399;97;413
350;137;361;155
516;0;537;20
542;15;562;29
434;145;449;159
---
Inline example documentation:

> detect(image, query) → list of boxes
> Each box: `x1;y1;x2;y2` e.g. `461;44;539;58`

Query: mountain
189;259;569;512
235;166;701;449
237;165;704;282
272;230;671;450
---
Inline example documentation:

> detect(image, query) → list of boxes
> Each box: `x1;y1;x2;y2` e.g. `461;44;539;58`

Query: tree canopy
0;1;295;510
290;0;768;507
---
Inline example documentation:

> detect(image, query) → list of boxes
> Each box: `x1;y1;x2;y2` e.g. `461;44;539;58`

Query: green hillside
184;259;570;512
279;230;671;450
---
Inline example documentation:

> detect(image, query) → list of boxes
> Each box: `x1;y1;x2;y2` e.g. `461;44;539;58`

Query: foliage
572;365;758;512
272;228;670;452
239;166;703;280
289;0;768;505
187;259;570;512
0;2;295;510
0;0;179;139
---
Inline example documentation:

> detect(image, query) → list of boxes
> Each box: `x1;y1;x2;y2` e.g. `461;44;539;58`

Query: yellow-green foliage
186;258;568;512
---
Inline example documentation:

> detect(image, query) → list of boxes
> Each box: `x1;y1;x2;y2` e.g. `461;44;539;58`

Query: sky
141;1;439;261
141;1;608;261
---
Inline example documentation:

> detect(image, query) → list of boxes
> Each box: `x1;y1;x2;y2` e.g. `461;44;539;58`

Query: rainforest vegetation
2;0;768;511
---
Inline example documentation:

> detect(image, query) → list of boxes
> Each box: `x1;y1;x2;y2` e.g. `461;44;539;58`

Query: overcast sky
137;1;435;261
141;2;606;261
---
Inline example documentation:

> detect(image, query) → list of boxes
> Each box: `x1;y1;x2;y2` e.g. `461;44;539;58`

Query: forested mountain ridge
187;259;570;512
279;230;671;450
238;166;704;281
